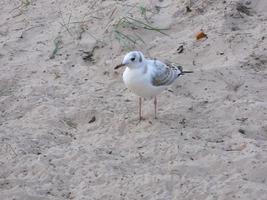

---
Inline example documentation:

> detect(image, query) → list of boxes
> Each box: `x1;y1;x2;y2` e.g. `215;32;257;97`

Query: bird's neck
127;62;147;75
128;61;146;70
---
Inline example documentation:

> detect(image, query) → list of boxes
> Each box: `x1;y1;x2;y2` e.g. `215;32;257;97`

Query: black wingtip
177;66;183;72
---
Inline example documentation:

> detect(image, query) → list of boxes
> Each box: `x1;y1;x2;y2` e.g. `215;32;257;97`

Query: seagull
115;51;193;121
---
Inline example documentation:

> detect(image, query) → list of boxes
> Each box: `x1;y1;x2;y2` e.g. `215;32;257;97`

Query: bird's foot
136;116;145;125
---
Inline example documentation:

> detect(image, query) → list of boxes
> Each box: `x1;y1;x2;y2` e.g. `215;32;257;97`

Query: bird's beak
114;63;126;70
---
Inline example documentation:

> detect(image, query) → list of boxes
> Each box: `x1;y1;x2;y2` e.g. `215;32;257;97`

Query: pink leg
154;97;157;119
139;97;142;121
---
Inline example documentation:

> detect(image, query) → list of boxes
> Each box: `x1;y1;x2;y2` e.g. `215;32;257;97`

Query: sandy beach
0;0;267;199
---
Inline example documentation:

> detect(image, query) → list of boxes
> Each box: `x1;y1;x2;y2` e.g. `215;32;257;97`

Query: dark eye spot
130;57;135;61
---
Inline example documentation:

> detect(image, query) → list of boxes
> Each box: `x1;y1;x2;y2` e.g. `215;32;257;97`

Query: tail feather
164;60;193;76
182;70;194;74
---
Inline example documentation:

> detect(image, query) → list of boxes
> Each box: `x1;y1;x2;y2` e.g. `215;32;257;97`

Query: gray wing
151;59;183;87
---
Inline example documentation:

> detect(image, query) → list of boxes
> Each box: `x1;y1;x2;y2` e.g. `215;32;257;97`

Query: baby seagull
115;51;193;121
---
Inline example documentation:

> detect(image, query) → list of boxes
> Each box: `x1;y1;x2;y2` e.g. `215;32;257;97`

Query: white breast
123;67;165;98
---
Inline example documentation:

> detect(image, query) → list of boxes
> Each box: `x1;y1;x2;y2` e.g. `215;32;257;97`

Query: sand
0;0;267;199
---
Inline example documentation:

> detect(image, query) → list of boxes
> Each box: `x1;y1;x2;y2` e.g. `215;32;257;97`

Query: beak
114;63;126;70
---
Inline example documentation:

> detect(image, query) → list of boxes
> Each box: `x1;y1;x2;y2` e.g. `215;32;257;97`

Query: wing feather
151;59;183;87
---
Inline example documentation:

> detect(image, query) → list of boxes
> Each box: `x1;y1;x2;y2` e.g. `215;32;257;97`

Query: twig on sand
113;15;169;49
10;0;31;13
59;12;73;37
49;36;63;59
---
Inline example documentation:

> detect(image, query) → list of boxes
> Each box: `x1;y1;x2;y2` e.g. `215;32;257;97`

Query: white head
115;51;145;69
